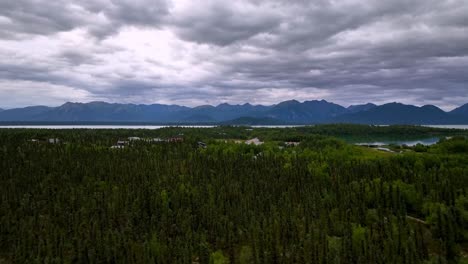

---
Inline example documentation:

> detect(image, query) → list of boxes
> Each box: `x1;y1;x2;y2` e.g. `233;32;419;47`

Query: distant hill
222;116;286;125
450;103;468;117
30;102;188;122
1;100;468;124
333;103;460;125
0;106;52;121
180;103;271;122
449;104;468;124
0;108;3;112
180;114;216;123
347;103;377;113
264;100;347;123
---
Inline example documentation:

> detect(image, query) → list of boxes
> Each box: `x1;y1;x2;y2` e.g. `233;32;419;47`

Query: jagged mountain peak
451;103;468;115
1;100;468;124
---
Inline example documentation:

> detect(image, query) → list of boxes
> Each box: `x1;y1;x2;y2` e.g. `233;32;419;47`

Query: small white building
117;140;129;146
245;138;264;146
285;141;300;147
48;138;60;144
128;137;141;141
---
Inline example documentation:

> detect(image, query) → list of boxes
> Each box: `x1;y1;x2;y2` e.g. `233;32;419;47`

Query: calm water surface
356;137;440;146
0;125;215;129
0;124;467;130
0;125;305;129
423;125;468;129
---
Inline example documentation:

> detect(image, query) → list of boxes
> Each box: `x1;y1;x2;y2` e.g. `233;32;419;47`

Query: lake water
0;125;215;129
0;124;467;130
423;125;468;129
0;125;306;129
356;137;440;147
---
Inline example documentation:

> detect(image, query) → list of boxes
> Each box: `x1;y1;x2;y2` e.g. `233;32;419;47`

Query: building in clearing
245;138;263;146
128;137;141;141
168;137;184;143
197;141;207;148
285;141;300;147
116;140;129;146
112;140;129;149
48;138;60;144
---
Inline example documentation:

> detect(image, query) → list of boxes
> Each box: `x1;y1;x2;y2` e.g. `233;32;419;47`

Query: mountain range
0;100;467;125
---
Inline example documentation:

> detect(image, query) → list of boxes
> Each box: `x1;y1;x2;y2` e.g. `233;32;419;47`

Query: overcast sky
0;0;467;110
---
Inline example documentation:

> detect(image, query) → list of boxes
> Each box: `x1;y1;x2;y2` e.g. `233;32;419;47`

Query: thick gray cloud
0;0;467;110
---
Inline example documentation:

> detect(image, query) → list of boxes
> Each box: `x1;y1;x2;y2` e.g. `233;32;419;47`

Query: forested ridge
0;125;467;263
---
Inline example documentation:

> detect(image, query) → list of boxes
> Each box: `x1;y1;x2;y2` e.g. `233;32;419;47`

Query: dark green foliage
431;137;468;154
0;126;467;263
413;144;429;152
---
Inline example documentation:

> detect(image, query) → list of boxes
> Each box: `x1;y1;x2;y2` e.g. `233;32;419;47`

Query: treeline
0;128;467;263
1;124;466;144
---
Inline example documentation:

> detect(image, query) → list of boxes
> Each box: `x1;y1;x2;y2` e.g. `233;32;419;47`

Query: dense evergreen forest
1;125;467;263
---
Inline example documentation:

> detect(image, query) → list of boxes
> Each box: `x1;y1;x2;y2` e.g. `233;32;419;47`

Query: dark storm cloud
0;62;63;84
0;0;170;39
0;0;467;109
169;1;280;46
57;50;102;66
0;0;85;38
81;0;171;38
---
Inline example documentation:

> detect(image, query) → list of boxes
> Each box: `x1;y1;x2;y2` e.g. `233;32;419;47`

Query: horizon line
1;99;466;111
